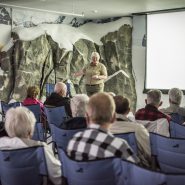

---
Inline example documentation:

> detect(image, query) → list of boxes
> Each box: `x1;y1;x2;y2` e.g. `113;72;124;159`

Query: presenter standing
74;52;107;96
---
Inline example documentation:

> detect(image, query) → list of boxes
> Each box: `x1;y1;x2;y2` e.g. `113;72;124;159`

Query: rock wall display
0;18;137;111
0;7;12;51
0;7;11;25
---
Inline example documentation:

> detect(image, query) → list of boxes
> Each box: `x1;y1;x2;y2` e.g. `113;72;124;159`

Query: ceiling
0;0;185;19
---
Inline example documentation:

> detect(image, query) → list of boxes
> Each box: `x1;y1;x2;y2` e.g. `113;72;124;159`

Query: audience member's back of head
5;107;36;138
169;87;183;106
70;94;89;117
54;82;67;97
27;85;40;99
113;95;130;115
147;89;162;107
87;92;115;125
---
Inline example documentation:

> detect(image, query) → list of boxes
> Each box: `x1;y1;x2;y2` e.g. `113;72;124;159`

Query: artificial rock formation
0;24;137;111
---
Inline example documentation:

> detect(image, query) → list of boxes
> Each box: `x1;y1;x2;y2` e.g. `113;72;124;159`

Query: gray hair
169;88;183;105
5;107;36;138
70;94;89;117
91;52;100;61
147;89;162;106
54;82;67;96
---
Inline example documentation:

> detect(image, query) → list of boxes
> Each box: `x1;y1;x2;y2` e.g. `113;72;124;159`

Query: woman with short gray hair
0;107;62;185
70;94;89;117
169;88;183;105
61;94;89;129
5;106;36;138
161;87;185;120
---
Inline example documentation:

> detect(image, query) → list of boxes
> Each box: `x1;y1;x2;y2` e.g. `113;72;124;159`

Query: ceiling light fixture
0;3;85;17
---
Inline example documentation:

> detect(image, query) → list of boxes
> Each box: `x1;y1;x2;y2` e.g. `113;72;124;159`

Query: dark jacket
60;117;87;130
44;92;72;117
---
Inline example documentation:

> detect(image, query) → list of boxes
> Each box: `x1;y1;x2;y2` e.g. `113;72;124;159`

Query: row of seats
58;147;185;185
1;138;185;185
2;101;185;184
0;146;48;185
1;101;185;153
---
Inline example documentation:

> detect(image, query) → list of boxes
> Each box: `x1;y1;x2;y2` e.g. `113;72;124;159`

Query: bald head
87;92;115;125
54;82;67;97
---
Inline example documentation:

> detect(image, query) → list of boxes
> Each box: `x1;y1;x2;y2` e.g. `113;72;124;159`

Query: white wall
132;15;185;110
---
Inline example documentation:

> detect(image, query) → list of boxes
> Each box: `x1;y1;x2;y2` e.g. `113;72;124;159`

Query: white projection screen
146;11;185;92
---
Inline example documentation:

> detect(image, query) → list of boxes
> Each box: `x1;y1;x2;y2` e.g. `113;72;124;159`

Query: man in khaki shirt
74;52;107;96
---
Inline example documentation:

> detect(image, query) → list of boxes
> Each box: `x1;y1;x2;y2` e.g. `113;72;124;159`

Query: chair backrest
137;118;169;137
166;174;185;185
32;122;45;142
57;148;126;185
128;160;166;185
46;83;55;97
128;159;185;185
0;146;47;185
150;132;185;173
24;104;41;123
58;147;185;185
170;121;185;139
52;124;85;150
1;101;22;116
23;105;45;142
114;132;138;154
44;106;67;127
169;113;185;124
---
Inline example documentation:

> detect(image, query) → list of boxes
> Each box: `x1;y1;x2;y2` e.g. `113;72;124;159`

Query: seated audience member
160;87;185;122
0;107;61;185
67;92;139;163
110;95;151;167
135;89;170;122
22;85;43;108
61;94;89;129
44;82;72;117
22;85;46;123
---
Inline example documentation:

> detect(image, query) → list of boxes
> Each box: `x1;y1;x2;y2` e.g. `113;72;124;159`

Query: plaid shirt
135;104;171;122
67;124;138;163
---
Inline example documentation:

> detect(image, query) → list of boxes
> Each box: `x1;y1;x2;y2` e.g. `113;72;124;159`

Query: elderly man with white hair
61;94;89;129
0;107;62;185
160;88;185;122
135;89;170;122
44;81;72;117
74;51;107;96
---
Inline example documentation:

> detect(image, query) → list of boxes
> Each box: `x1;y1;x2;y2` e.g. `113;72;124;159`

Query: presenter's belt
86;84;101;86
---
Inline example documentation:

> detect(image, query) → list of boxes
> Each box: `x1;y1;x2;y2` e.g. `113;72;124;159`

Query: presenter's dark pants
85;83;104;96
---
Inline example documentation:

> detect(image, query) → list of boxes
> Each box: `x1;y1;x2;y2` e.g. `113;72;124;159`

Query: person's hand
92;75;99;80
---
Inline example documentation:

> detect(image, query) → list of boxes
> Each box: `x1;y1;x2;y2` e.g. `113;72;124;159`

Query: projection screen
146;11;185;92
